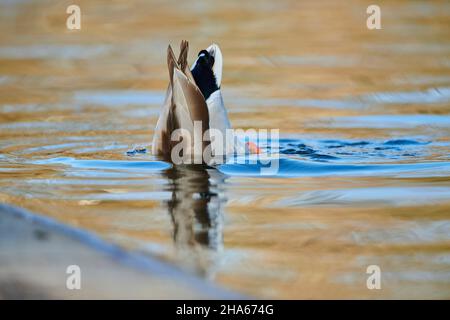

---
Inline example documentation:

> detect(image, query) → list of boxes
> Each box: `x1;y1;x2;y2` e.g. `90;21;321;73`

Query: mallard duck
152;41;257;164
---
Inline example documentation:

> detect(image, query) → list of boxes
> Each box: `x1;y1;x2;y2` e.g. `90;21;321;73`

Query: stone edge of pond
0;203;246;299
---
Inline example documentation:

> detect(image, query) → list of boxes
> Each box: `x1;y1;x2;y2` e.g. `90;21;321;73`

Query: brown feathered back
152;41;210;164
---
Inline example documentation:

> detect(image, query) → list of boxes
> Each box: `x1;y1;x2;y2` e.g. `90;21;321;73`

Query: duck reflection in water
163;164;227;277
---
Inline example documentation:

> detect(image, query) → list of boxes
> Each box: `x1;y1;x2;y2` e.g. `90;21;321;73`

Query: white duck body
191;44;244;157
207;91;230;132
206;90;235;156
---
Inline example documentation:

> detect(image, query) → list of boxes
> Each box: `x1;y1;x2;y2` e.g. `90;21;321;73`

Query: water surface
0;0;449;298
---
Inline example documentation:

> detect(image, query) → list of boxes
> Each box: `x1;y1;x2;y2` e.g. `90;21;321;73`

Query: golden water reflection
0;0;449;298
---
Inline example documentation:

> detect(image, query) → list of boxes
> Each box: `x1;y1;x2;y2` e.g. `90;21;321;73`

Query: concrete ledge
0;203;243;299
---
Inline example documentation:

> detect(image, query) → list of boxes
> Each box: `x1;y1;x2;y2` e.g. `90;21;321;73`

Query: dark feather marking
191;50;219;100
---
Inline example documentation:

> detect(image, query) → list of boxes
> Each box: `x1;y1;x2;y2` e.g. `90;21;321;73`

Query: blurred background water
0;0;449;298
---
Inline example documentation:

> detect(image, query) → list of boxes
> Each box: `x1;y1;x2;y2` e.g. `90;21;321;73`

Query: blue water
218;158;450;178
29;137;450;179
35;157;172;171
